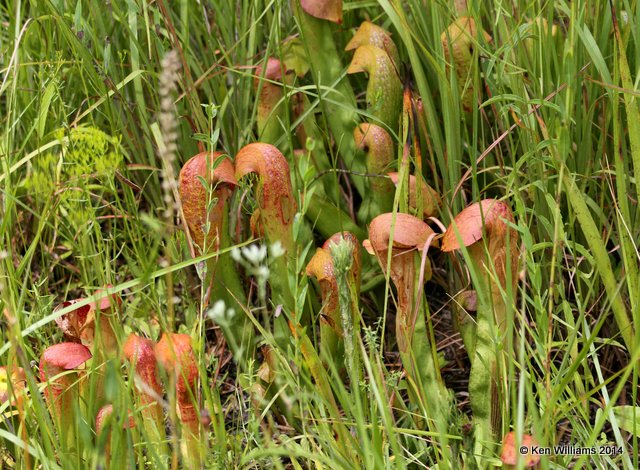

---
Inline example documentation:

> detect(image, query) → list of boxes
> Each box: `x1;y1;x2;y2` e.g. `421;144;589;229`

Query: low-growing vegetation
1;0;639;468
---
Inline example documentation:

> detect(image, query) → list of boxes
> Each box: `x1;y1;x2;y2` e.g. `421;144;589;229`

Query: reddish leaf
345;21;399;66
54;300;91;342
155;333;199;405
255;58;289;140
307;231;360;351
95;404;135;434
123;334;162;399
256;57;285;82
501;431;541;468
40;343;92;376
441;199;514;252
54;291;119;351
367;212;437;253
388;172;440;218
179;152;237;252
347;45;402;130
235;143;297;250
300;0;342;24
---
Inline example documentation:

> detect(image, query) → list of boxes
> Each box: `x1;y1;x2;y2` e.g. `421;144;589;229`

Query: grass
1;0;640;468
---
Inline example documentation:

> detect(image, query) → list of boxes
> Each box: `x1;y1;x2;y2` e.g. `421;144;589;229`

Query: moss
24;152;58;194
57;126;123;178
24;126;122;244
25;126;123;199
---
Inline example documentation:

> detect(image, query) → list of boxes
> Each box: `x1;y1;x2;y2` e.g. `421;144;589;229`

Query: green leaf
37;80;58;139
611;406;640;437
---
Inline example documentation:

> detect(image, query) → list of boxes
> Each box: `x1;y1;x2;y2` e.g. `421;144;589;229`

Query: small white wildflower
225;307;236;319
172;296;181;305
255;265;270;280
242;244;267;264
0;250;8;260
269;241;285;259
207;300;226;320
231;247;242;263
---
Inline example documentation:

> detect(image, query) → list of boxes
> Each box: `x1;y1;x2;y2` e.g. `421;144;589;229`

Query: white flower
242;244;267;264
231;247;242;263
255;265;270;280
207;300;226;320
269;241;285;259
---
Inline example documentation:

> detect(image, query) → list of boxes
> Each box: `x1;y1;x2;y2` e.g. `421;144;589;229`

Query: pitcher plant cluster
5;0;637;469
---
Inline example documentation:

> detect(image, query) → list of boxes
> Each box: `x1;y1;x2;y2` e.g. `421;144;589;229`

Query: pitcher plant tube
155;333;201;468
292;0;366;197
441;199;519;459
364;213;452;436
306;231;361;369
255;58;289;144
95;404;136;469
388;172;440;219
353;123;396;222
236;142;297;313
179;152;252;357
441;17;492;113
39;342;92;451
179;152;237;257
347;44;402;132
123;334;165;446
53;290;119;409
441;199;518;332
